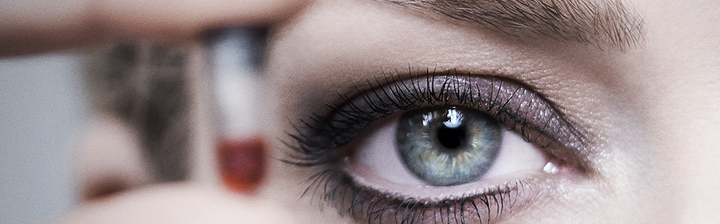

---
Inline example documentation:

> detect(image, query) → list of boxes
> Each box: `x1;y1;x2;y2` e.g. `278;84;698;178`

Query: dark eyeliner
285;70;587;166
284;70;588;224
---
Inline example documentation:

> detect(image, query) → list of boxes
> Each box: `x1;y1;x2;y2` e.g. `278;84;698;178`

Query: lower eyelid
312;169;558;224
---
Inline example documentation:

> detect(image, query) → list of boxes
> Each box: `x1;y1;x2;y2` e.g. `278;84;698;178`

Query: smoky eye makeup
283;69;590;224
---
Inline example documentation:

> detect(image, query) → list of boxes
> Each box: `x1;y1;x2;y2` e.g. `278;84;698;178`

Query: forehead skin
264;0;720;223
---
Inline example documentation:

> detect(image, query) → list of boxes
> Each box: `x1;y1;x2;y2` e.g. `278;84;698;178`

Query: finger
93;0;308;40
0;0;309;56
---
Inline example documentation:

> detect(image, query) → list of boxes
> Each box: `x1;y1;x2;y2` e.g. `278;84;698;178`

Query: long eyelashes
283;70;586;167
283;69;587;224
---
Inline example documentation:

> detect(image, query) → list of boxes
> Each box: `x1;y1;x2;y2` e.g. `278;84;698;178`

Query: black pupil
437;125;466;149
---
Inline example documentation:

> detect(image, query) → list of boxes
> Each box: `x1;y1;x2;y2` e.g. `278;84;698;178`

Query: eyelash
283;70;586;223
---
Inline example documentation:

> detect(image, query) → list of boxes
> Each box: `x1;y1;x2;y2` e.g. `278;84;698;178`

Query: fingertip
95;0;312;42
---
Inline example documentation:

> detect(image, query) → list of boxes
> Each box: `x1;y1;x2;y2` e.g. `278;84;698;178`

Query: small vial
205;27;268;193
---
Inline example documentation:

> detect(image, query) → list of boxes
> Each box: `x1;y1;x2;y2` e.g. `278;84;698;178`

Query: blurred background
0;51;87;223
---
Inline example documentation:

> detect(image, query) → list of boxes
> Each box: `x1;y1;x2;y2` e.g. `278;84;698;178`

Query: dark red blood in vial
217;137;266;193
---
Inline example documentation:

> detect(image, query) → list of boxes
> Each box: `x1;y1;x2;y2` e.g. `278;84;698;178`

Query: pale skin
3;0;719;223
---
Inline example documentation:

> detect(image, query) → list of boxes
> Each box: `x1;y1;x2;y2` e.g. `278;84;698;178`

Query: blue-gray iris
395;106;502;186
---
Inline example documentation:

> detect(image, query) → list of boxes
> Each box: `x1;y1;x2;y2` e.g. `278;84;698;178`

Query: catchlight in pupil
396;106;503;186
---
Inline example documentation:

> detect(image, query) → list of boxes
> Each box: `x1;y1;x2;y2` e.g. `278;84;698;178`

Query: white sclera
353;122;426;186
481;130;548;179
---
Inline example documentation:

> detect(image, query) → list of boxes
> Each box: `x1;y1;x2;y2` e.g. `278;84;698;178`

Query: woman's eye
285;72;586;224
350;106;556;192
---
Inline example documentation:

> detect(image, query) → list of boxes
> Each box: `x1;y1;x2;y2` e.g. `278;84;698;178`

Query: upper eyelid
347;72;585;145
285;70;592;172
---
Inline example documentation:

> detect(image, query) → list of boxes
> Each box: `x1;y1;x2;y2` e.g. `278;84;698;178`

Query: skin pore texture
44;0;720;223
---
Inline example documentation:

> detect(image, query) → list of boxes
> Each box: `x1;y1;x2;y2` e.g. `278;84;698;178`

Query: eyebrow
383;0;645;49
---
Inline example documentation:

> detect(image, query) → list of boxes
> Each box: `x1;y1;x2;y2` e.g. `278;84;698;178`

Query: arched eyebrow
383;0;645;49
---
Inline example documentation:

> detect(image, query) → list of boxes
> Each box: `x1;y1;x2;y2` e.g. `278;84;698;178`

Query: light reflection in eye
443;109;462;128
